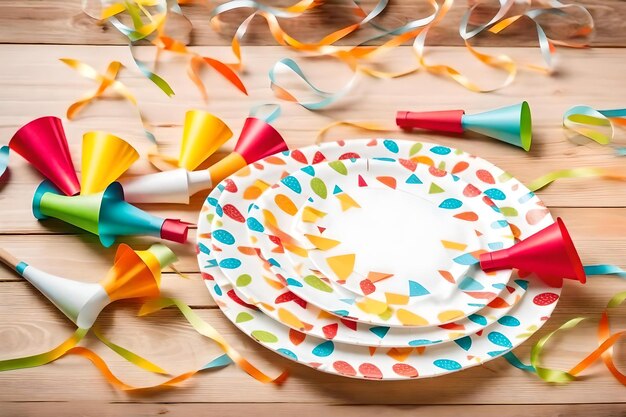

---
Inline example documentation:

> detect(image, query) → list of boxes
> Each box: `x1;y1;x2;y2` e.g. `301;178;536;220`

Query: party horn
0;243;176;329
396;102;532;151
81;131;139;194
120;116;288;204
479;218;586;287
33;180;189;247
9;116;81;195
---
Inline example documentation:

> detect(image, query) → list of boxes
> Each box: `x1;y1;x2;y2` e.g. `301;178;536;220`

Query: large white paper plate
248;157;514;327
198;139;559;379
204;140;537;347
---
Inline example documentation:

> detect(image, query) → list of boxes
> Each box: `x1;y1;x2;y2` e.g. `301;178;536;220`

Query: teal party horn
32;180;189;247
397;102;532;151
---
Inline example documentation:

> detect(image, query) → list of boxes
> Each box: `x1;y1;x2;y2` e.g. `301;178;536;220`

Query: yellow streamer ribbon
527;167;626;192
61;58;156;142
139;298;288;384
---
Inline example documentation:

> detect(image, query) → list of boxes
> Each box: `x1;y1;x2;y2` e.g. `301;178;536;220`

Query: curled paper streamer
65;347;231;391
505;270;626;385
139;298;289;384
61;58;157;142
563;106;626;154
0;243;176;371
81;131;139;195
526;167;626;192
0;145;9;179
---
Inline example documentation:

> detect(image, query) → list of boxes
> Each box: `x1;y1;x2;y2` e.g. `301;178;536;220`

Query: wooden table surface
0;1;625;416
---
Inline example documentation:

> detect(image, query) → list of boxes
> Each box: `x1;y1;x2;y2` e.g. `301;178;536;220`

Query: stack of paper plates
197;139;561;380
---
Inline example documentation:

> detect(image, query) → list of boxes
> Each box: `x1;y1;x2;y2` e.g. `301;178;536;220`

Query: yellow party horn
81;132;139;194
178;110;233;171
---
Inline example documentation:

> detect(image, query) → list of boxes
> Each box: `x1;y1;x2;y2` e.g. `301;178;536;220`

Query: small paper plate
198;139;558;380
249;157;514;327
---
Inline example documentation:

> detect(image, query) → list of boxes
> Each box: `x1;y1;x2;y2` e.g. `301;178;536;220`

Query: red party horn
9;116;80;196
205;117;289;186
479;218;586;287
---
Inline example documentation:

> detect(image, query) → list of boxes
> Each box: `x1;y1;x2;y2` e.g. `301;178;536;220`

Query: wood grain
0;3;624;413
0;0;625;47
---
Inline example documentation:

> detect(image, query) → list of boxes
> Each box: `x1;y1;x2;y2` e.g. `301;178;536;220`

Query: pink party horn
479;218;586;287
10;116;80;196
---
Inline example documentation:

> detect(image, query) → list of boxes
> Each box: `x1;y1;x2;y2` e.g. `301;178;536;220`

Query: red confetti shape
227;289;258;310
533;292;559;306
392;363;419;378
476;169;495;184
463;183;481;197
333;361;357;377
340;318;358;331
359;279;376;295
311;151;326;164
359;363;383;379
399;158;417;171
339;152;360;160
222;204;245;222
291;149;307;164
222;179;237;192
289;328;306;345
322;323;338;339
275;291;307;309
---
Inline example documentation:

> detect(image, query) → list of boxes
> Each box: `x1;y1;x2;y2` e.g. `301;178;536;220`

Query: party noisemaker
81;131;139;194
0;243;176;329
480;218;586;287
396;102;532;151
9;116;81;195
33;180;189;247
120;115;288;204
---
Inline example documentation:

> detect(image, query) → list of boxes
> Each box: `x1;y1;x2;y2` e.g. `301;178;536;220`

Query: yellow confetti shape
304;234;341;251
301;206;327;223
367;271;394;283
438;310;465;323
263;275;285;290
385;292;409;305
278;308;309;331
387;347;414;362
326;254;356;281
441;240;468;251
378;307;394;321
410;155;434;166
356;297;389;315
274;194;298;216
335;193;361;211
397;309;429;326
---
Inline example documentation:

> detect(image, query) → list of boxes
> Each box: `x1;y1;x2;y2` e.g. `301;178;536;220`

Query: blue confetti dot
215;204;223;217
372;157;396;162
212;229;235;245
332;310;350;317
246;217;265;232
409;339;435;346
454;253;479;265
301;166;315;176
514;279;529;290
213;284;222;296
434;359;462;370
312;341;334;357
286;278;303;287
281;175;302;193
454;336;472;351
497;316;521;327
383;140;399;153
197;242;211;254
219;258;242;269
430;146;451;155
277;348;298;360
491;220;509;229
207;197;218;207
484;188;506;201
488;331;513;348
439;198;463;209
468;314;487;326
369;326;390;339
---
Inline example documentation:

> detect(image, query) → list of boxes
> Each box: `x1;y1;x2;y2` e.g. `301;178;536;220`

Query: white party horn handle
120;169;193;204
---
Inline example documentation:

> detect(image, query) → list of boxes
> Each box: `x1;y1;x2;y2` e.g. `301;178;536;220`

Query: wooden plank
0;45;624;210
0;0;625;47
2;403;626;417
0;277;624;403
0;207;623;276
